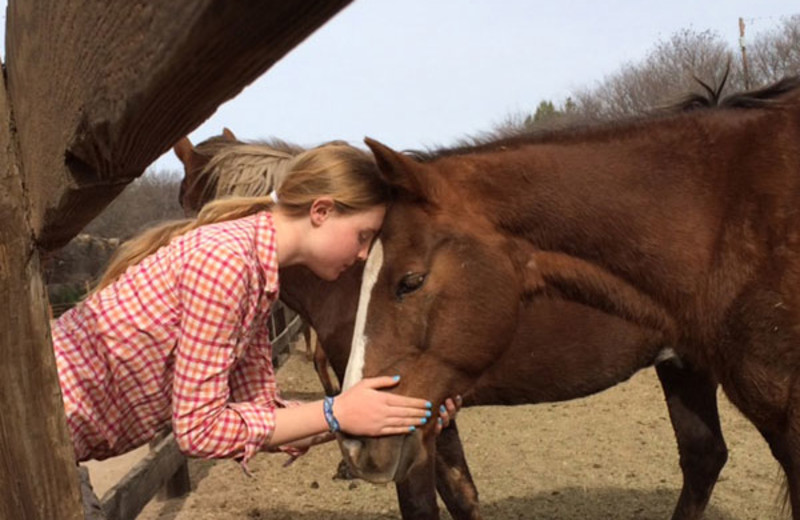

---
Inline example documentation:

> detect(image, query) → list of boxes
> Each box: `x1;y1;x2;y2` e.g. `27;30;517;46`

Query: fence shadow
138;459;216;519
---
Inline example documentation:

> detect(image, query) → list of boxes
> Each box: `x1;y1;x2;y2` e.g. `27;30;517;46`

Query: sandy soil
89;339;783;520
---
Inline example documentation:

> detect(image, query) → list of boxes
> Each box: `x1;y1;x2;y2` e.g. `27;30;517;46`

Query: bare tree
45;168;184;312
84;168;184;239
573;29;735;121
498;18;800;137
748;15;800;84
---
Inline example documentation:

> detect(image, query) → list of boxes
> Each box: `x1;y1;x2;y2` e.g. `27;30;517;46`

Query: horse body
341;77;800;517
482;109;800;352
467;298;664;405
469;98;800;421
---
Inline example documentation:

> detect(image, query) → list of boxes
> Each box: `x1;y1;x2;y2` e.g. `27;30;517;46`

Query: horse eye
396;272;427;300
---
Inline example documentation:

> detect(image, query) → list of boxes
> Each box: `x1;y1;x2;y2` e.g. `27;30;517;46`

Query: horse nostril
341;438;363;461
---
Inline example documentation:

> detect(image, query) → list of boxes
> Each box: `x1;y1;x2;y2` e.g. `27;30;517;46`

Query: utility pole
739;17;751;89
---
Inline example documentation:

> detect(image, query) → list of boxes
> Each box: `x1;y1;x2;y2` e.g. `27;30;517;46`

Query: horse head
337;139;545;482
173;128;238;216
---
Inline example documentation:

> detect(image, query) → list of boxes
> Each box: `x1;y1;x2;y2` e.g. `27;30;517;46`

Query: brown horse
175;130;730;520
339;76;800;518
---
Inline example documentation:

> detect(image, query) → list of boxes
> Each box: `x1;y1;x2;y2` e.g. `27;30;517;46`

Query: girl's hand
334;376;432;436
435;395;462;435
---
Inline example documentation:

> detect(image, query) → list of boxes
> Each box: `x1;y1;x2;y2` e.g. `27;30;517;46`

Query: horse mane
667;68;733;112
409;75;800;162
195;138;307;199
672;72;800;111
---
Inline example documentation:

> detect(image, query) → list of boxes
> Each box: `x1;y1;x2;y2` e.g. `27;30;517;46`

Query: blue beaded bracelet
323;396;341;433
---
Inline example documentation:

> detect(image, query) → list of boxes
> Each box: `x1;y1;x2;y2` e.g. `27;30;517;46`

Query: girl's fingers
381;425;418;436
390;406;431;419
438;403;450;429
386;415;431;427
436;396;462;433
358;376;432;409
385;393;431;410
360;375;401;390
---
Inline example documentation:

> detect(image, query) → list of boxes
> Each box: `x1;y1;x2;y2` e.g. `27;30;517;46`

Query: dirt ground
87;339;783;520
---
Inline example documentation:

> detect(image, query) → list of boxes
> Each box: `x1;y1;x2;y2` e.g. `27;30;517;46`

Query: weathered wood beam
0;64;83;520
5;0;353;250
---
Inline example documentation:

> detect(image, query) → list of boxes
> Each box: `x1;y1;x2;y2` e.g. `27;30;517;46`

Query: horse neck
460;129;729;319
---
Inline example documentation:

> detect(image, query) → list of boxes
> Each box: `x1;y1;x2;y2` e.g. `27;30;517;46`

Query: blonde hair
93;141;389;292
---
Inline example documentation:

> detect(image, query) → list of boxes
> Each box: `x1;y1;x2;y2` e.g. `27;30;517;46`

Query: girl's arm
172;244;274;463
267;377;451;448
270;393;463;451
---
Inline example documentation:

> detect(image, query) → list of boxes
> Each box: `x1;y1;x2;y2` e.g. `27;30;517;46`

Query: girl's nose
357;243;370;261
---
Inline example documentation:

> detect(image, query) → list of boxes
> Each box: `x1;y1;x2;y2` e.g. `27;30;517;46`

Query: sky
2;1;798;173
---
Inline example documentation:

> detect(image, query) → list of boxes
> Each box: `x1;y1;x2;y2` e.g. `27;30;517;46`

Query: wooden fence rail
98;300;305;520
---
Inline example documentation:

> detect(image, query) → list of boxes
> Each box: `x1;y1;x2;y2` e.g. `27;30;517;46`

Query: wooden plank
5;0;353;250
272;312;304;369
0;61;83;519
100;434;187;520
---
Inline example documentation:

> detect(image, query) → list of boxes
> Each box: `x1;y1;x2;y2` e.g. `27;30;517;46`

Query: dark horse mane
409;75;800;162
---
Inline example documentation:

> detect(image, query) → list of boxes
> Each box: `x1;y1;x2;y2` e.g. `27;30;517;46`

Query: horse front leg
433;420;482;520
754;377;800;520
394;420;482;520
312;338;339;397
757;427;800;519
655;355;727;520
395;441;439;520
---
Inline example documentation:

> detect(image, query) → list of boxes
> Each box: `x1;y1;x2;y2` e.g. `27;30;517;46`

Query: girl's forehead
345;205;386;227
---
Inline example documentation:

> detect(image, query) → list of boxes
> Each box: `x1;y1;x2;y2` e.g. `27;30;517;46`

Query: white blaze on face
342;239;385;391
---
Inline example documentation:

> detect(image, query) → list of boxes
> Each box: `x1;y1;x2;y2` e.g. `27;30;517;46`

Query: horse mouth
338;430;423;483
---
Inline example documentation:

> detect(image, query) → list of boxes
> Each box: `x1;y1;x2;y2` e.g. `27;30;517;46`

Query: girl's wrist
322;396;341;433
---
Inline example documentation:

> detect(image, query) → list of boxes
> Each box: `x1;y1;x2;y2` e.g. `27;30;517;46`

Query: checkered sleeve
230;326;308;460
172;242;276;462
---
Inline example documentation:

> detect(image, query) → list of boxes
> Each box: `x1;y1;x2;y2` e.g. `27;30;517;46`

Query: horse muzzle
337;430;425;483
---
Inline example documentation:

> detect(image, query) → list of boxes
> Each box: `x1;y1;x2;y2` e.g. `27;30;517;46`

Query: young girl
53;142;456;515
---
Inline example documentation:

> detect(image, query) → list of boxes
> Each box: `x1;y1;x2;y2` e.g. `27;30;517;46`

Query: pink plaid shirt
53;211;289;466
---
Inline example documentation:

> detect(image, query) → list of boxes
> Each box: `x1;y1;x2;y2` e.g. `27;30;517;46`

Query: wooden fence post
0;59;83;519
1;2;352;518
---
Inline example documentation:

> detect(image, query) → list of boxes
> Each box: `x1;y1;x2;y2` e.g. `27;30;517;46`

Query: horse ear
173;136;194;164
364;137;433;202
222;128;237;141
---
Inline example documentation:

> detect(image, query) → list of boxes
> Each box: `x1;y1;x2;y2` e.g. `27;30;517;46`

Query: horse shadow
140;478;772;519
138;459;215;519
476;486;775;520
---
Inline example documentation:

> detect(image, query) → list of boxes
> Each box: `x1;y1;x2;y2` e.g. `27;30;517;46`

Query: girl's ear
309;197;336;226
